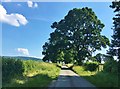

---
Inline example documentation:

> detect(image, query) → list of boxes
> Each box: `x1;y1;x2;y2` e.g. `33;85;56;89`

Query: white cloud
34;3;38;8
1;0;11;2
27;1;38;8
17;4;22;6
0;4;28;27
30;56;42;59
27;0;33;8
17;48;29;56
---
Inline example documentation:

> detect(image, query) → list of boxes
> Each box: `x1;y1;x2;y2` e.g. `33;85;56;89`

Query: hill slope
2;56;42;61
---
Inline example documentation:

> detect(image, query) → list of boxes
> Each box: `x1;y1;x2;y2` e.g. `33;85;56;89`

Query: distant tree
56;51;64;63
95;53;113;63
94;53;103;63
43;7;110;64
64;49;75;64
108;1;120;60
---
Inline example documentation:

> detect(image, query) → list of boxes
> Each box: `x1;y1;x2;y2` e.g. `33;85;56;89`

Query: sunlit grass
15;79;25;84
72;66;97;76
66;63;74;68
2;60;60;88
84;72;118;87
72;65;119;87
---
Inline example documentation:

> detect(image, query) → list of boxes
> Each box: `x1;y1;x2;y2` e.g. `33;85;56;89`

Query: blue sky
1;2;114;58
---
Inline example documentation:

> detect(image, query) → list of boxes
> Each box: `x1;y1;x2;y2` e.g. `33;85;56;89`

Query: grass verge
2;58;60;88
72;66;119;88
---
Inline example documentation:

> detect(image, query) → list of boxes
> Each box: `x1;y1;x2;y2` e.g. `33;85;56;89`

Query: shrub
2;57;23;83
85;62;98;72
103;59;118;73
2;57;60;87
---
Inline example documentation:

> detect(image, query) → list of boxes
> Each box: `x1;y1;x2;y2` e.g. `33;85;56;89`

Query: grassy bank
72;66;119;88
2;57;60;88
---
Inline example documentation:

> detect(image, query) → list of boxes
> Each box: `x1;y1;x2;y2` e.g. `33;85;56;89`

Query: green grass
84;72;119;87
72;65;119;88
5;74;52;88
66;63;74;68
56;63;62;68
72;66;97;76
2;59;60;88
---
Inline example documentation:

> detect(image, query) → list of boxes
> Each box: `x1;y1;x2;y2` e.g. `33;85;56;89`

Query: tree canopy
108;1;120;60
42;7;110;64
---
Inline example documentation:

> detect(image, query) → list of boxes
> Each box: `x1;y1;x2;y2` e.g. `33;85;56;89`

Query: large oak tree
43;7;110;64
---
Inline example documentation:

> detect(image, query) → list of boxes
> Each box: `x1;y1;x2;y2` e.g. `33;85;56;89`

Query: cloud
34;3;38;8
27;0;33;7
17;48;29;56
0;4;28;27
17;4;22;6
27;1;38;8
30;56;42;59
1;0;11;2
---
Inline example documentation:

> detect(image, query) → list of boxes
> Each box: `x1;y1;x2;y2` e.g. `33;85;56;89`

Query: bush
2;57;23;83
118;60;120;73
103;59;118;73
22;60;60;78
85;62;98;72
2;57;60;87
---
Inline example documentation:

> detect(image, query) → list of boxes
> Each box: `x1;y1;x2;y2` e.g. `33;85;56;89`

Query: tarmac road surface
49;65;96;89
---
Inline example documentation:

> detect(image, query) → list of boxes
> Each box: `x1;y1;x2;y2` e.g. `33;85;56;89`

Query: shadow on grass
2;73;55;89
69;66;119;88
80;72;119;88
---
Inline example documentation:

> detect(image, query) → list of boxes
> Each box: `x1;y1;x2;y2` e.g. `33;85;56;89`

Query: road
49;66;96;88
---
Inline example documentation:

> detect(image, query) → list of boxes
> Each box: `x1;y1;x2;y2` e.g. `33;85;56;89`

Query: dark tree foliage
95;53;103;63
108;1;120;60
95;53;113;63
42;7;110;64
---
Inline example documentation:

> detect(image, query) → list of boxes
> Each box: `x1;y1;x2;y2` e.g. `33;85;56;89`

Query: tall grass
72;66;97;76
2;57;60;88
84;72;118;87
22;60;60;78
72;65;118;87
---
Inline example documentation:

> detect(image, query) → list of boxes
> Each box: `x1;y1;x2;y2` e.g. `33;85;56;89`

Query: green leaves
2;57;23;84
84;61;98;72
108;1;120;60
42;7;109;64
